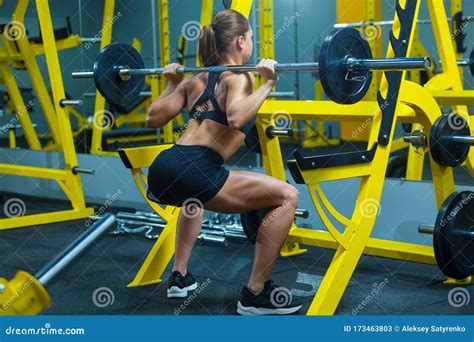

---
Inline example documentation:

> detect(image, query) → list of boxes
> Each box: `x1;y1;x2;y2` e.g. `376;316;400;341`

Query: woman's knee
279;184;299;209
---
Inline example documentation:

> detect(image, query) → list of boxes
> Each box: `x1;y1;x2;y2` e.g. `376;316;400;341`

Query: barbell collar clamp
60;99;83;107
403;131;427;148
72;167;95;175
345;57;431;71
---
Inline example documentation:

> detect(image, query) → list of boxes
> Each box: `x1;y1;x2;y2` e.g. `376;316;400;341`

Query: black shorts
147;144;230;207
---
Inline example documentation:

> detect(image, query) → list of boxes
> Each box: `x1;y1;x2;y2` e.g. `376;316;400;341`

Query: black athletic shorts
147;144;230;207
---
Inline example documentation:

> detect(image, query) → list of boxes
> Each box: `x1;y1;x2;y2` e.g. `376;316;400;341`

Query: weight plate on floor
429;114;470;167
434;191;474;279
319;28;373;104
240;208;268;243
93;43;145;105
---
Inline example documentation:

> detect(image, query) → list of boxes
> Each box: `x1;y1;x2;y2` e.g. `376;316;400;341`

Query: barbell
404;113;473;167
72;28;430;106
334;16;474;29
418;191;473;280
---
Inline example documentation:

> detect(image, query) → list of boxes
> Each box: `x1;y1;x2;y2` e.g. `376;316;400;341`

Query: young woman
146;9;302;315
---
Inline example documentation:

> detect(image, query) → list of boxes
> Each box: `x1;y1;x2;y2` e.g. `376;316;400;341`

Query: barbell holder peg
72;167;95;175
268;91;296;98
59;99;83;107
80;37;102;43
334;16;474;29
266;126;294;139
295;208;309;219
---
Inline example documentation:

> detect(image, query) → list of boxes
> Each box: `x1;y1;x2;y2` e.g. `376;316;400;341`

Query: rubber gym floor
1;142;473;315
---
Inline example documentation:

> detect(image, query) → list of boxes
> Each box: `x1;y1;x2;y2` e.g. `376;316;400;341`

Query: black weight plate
386;155;407;178
319;28;373;104
244;124;262;154
434;191;474;279
470;49;474;77
93;43;145;105
429;114;470;167
240;208;269;243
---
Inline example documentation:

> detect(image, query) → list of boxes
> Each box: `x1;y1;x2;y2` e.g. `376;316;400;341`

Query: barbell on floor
72;28;430;106
418;191;473;280
0;214;116;315
404;113;473;167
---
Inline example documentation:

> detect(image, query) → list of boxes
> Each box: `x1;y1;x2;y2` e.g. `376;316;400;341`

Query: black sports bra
189;69;254;136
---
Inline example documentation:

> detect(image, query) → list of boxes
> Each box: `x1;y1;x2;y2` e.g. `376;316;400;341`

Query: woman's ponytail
199;25;219;66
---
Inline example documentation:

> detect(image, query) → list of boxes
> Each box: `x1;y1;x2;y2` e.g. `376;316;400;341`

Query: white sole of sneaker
167;282;198;298
236;301;302;315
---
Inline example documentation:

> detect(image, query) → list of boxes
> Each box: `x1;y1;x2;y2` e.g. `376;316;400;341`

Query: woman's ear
236;35;245;50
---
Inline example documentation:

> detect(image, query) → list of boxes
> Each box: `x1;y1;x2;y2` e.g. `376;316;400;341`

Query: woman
146;9;301;315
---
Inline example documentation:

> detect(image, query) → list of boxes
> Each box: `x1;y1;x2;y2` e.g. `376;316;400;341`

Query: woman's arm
146;63;187;128
226;59;278;130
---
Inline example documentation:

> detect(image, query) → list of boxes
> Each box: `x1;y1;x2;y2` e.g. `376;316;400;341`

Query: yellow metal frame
0;0;93;230
90;0;116;155
404;0;474;177
116;0;469;315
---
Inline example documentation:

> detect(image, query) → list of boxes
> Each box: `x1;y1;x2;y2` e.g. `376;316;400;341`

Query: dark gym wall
0;0;473;132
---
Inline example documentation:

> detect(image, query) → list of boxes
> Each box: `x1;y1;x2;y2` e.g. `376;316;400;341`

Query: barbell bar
82;91;295;99
72;28;431;105
334;16;474;29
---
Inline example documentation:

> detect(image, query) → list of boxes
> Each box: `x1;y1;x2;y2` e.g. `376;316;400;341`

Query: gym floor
1;194;472;315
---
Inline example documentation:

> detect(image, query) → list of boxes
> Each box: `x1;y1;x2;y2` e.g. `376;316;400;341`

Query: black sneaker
237;279;302;315
167;271;198;298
